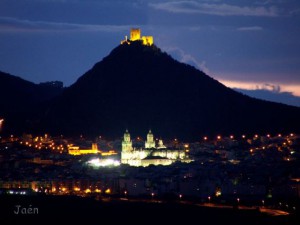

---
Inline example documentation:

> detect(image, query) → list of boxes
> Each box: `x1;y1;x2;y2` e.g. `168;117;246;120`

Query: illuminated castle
121;130;191;167
121;28;154;46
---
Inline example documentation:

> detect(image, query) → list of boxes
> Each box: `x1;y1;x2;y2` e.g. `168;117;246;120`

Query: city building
68;143;99;156
68;143;117;156
121;130;191;167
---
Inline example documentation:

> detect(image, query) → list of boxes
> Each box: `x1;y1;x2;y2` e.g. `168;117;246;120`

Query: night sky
1;0;300;106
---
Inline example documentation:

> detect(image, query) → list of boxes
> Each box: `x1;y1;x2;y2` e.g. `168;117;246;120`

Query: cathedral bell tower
121;130;133;164
145;130;156;149
122;129;133;152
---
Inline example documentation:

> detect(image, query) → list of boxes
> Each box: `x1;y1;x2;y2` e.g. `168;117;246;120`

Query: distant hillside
0;71;64;134
234;88;300;108
39;42;300;141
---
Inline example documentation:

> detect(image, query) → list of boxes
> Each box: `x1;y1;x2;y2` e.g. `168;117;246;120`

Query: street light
208;196;211;203
179;194;182;200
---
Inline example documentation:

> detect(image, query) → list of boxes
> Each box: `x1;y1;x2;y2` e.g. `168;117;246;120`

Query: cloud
149;1;278;17
218;79;300;107
256;83;280;92
163;46;210;74
237;26;263;31
289;8;300;15
219;79;300;96
0;17;130;33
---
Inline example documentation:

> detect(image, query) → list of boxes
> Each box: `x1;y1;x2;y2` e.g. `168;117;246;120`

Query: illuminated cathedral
121;130;191;167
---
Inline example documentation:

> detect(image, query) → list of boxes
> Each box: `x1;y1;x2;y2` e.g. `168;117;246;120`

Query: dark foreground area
0;195;298;225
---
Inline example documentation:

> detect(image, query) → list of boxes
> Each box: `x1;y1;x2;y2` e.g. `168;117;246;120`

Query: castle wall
142;36;154;46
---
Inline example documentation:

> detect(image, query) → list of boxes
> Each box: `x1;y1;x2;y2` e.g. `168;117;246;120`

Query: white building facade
121;130;191;167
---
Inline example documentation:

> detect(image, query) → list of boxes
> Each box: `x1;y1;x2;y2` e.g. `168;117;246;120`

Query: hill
0;71;64;134
40;42;300;141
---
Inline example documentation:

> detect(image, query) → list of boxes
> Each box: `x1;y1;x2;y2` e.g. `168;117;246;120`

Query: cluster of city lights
21;140;64;151
87;158;120;167
7;190;27;195
201;133;295;141
246;133;296;161
50;186;111;195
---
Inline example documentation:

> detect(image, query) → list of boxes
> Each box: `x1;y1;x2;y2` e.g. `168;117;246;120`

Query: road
118;198;290;216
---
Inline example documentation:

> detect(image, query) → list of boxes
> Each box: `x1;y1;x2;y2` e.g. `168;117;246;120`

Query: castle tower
122;129;133;151
130;28;141;41
145;130;156;149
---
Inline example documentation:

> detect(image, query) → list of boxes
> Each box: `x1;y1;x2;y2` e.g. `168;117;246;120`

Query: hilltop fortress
121;28;154;46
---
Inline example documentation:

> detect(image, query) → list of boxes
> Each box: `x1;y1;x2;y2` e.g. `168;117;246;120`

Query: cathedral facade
121;130;190;167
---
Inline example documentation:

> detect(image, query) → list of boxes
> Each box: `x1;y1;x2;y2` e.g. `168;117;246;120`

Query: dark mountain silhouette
0;71;64;134
38;42;300;141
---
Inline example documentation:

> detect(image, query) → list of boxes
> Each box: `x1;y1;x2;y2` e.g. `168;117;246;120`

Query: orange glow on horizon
219;79;300;97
